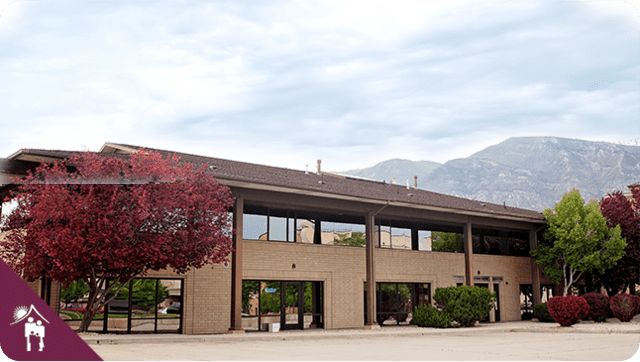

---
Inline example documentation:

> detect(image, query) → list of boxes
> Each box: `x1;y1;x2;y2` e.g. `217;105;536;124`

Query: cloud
0;0;638;170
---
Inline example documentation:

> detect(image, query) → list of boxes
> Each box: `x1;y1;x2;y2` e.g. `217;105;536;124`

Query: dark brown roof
1;143;545;221
105;143;544;221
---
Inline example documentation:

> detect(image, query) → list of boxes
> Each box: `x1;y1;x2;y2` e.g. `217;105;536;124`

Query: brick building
0;143;550;334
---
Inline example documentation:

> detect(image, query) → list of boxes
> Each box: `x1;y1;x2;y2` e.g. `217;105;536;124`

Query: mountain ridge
338;137;640;211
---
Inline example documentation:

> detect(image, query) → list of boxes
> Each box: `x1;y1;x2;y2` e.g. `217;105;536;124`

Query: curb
81;323;640;345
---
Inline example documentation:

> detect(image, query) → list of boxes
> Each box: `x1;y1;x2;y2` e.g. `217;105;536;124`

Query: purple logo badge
0;259;102;361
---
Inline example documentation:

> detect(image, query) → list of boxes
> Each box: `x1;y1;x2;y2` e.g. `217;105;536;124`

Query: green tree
531;189;626;296
334;231;366;247
431;232;463;253
260;282;281;314
106;279;169;308
60;279;90;304
258;282;313;314
242;281;260;314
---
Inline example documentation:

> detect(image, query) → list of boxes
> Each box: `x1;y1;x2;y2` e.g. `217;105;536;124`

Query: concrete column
464;222;474;287
530;229;541;305
488;283;495;322
229;196;244;333
365;212;378;328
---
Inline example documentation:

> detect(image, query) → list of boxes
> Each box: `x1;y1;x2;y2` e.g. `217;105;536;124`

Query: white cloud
0;0;638;170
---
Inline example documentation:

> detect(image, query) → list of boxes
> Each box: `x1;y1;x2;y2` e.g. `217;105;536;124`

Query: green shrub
533;303;555;322
412;304;453;328
433;286;495;327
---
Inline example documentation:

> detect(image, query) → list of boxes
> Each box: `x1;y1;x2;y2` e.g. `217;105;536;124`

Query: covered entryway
242;280;323;331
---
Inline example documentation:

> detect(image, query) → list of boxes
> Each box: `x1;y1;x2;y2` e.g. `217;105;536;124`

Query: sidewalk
80;316;640;346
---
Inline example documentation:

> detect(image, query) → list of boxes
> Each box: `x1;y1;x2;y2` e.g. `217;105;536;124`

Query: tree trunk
77;308;97;332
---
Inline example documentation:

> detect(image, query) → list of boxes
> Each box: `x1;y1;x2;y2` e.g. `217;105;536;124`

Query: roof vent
317;159;322;174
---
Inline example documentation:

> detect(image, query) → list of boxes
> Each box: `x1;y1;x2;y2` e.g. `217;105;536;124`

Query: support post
464;222;474;287
229;196;244;333
365;212;378;328
530;229;541;306
314;218;322;244
411;227;419;251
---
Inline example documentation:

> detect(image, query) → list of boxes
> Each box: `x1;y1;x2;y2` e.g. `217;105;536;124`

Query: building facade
1;143;550;334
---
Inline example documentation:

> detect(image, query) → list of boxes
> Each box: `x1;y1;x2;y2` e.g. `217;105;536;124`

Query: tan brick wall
375;250;531;321
242;240;366;329
27;280;40;295
240;243;535;328
146;265;232;335
473;254;532;321
37;244;535;334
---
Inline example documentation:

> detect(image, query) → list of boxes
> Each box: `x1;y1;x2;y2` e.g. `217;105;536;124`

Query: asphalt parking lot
84;319;640;361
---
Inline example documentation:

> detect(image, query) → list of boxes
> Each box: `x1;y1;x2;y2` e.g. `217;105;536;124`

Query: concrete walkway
81;319;640;346
81;318;640;360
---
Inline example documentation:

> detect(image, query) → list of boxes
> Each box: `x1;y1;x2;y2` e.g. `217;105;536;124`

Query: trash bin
268;322;280;332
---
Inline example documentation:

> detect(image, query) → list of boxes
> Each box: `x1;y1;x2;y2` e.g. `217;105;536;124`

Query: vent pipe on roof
414;175;418;189
317;159;321;174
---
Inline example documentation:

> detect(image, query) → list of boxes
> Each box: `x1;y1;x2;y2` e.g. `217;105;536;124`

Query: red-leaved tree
597;190;640;296
0;151;234;332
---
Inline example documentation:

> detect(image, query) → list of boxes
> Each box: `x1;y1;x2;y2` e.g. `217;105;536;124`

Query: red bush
547;295;590;326
582;293;610;322
610;294;640;322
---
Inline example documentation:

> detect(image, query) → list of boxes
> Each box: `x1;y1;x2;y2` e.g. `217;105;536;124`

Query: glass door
281;282;303;330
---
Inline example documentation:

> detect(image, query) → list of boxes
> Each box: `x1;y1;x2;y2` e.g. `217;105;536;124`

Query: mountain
342;159;442;187
338;137;640;211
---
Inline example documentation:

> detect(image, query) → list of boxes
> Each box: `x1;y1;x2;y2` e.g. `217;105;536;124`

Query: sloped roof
1;143;545;222
99;143;544;221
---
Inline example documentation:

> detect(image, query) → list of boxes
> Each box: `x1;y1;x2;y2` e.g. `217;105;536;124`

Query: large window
59;278;183;334
242;280;323;331
364;282;431;326
241;206;531;256
242;206;366;247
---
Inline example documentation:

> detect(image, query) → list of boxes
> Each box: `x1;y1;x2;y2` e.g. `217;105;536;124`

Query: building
0;143;550;334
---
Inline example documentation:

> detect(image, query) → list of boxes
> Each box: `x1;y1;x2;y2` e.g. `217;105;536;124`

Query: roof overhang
221;178;545;227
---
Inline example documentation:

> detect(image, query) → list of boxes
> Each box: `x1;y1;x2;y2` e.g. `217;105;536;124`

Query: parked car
166;302;181;314
61;303;103;315
62;302;84;311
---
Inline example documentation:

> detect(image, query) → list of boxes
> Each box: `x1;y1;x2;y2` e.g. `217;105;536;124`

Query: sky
0;0;639;172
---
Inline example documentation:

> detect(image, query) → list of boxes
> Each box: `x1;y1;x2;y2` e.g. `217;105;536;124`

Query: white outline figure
11;305;49;352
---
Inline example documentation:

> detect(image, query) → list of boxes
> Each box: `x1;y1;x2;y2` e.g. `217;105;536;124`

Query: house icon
11;305;50;352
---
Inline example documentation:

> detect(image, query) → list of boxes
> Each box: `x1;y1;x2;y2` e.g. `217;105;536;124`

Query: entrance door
493;283;501;322
476;284;490;322
281;282;303;330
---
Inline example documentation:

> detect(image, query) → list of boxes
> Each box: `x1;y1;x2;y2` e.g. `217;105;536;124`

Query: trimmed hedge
582;293;610;322
433;285;495;327
610;294;640;322
412;304;453;328
547;295;589;326
533;303;555;322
